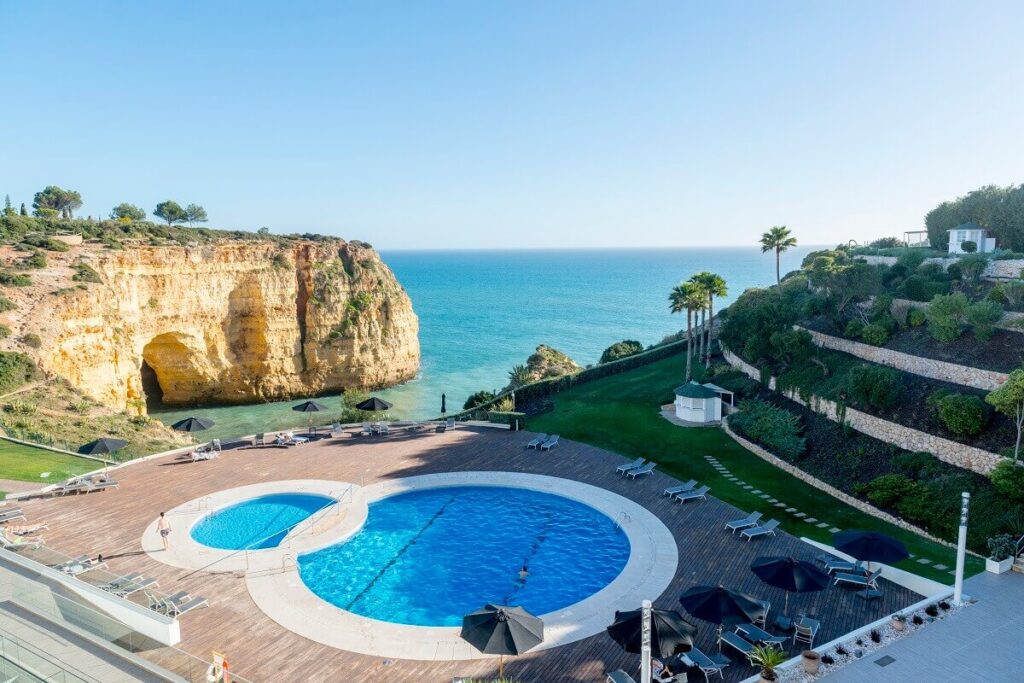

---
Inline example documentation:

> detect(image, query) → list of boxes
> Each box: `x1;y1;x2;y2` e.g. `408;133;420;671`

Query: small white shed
948;222;996;254
673;382;733;424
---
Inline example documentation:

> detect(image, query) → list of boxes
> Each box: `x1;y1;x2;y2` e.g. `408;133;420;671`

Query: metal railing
0;563;257;683
1016;532;1024;558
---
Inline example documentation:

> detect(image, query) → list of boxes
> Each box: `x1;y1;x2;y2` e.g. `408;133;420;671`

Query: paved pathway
826;571;1023;682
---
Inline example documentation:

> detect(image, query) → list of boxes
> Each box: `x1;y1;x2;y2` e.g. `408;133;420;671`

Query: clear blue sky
2;1;1022;249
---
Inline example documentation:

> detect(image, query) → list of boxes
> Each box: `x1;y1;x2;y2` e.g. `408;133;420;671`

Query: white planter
985;557;1013;574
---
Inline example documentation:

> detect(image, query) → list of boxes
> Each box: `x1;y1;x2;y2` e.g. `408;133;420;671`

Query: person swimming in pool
518;565;529;581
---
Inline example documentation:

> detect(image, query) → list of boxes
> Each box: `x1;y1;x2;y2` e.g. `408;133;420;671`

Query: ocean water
297;486;630;625
154;246;815;439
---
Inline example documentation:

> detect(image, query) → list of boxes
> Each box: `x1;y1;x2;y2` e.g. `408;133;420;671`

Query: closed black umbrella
78;437;128;455
355;397;392;412
750;556;829;616
834;530;909;568
171;417;215;433
461;604;543;677
441;393;447;415
679;585;765;643
291;400;326;413
607;607;697;658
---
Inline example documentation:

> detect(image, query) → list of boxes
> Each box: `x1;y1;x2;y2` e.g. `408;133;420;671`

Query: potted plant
890;613;907;632
801;649;821;674
986;534;1016;574
748;644;788;682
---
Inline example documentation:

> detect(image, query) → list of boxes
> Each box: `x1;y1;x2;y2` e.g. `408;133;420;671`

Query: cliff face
27;241;419;413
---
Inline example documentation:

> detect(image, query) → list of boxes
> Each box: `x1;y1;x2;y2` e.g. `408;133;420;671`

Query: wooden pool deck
12;427;920;682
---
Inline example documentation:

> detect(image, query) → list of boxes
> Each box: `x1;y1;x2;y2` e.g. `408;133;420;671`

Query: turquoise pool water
191;493;335;550
297;486;631;626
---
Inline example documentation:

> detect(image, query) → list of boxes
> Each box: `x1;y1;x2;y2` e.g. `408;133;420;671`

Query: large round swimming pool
191;493;335;550
297;486;631;626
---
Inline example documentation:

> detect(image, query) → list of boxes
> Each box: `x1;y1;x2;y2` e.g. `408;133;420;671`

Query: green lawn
530;353;984;583
0;438;102;489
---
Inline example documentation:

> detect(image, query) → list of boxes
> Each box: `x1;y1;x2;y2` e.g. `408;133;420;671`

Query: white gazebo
673;381;734;424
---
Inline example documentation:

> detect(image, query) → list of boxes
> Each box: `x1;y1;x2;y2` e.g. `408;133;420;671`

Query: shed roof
674;382;719;399
947;222;985;232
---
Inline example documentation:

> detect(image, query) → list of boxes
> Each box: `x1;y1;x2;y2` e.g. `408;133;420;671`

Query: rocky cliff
17;240;419;413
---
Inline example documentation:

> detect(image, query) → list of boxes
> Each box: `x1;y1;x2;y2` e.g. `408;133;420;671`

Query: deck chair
740;519;780;541
329;423;345;437
446;418;455;430
360;423;374;436
720;631;755;658
539;435;560;451
0;509;25;523
625;461;656;479
527;434;549;449
673;485;709;503
167;595;208;616
663;480;697;496
0;531;42;550
825;558;866;575
724;511;762;533
834;569;882;590
792;617;820;648
684;647;729;681
606;671;637;683
616;457;645;474
253;433;267;446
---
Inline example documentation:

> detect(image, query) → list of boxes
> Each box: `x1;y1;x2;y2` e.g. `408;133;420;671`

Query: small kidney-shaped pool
191;493;335;550
297;485;631;626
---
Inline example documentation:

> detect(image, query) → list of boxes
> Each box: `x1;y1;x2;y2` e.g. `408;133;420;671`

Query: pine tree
19;203;27;216
2;195;12;216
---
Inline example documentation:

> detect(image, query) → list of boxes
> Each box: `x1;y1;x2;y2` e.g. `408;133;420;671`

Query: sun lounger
112;576;158;597
825;558;866;575
0;509;25;523
61;558;106;576
625;461;656;479
167;595;208;616
329;423;345;437
606;671;637;683
85;478;118;492
736;623;787;647
528;434;550;449
724;511;763;533
446;418;455;430
720;631;756;658
616;457;646;473
0;531;42;550
835;569;882;590
673;485;709;503
663;480;697;496
539;435;560;451
5;523;48;536
683;647;729;680
739;519;779;540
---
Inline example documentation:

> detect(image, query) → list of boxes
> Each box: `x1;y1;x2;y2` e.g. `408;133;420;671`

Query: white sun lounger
606;671;637;683
0;531;42;550
835;569;882;590
625;462;656;479
616;457;646;474
0;509;25;523
724;511;763;533
663;480;697;496
527;434;549;449
740;519;780;541
539;435;560;451
673;485;709;503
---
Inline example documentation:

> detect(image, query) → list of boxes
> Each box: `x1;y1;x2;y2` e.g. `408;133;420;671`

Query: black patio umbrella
170;416;215;433
291;400;326;413
78;437;128;456
833;530;909;569
355;396;393;412
441;393;447;415
461;604;543;678
607;607;697;659
750;556;829;615
679;585;766;643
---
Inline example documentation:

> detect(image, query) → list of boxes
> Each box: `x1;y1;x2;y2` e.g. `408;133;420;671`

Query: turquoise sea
154;246;816;440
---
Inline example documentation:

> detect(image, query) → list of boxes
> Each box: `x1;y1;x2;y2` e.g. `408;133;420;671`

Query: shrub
20;333;41;349
1001;281;1024;308
463;390;496;410
865;474;919;508
846;364;902;411
900;275;943;302
0;296;14;312
21;251;47;269
957;253;989;282
960;240;977;253
0;271;31;287
71;263;102;283
0;352;37;394
967;300;1003;342
989;460;1024;503
730;399;806;460
599;340;644;364
860;322;890;346
987;533;1016;561
870;237;905;248
844;319;865;338
934;392;989;436
906;307;926;327
986;286;1009;305
0;325;9;339
925;293;970;342
892;451;944;480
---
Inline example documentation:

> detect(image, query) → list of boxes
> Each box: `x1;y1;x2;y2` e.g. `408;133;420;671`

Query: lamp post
640;600;652;683
953;492;970;606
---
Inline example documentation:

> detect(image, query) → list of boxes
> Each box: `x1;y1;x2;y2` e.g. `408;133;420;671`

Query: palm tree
506;364;533;389
760;225;798;285
690;272;727;367
670;282;706;381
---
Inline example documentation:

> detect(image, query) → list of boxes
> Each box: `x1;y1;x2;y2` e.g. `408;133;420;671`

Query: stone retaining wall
721;347;1002;474
856;255;1024;280
797;326;1009;391
721;417;956;550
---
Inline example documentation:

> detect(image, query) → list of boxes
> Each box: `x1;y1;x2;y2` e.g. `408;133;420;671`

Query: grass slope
0;438;100;484
530;353;984;582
